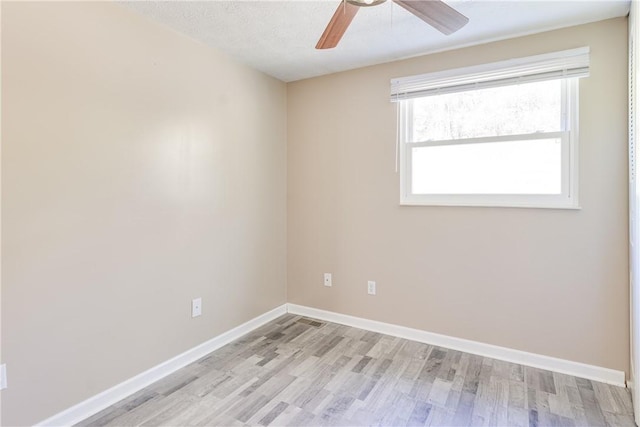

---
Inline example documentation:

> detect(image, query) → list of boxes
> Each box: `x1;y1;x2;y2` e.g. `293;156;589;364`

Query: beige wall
288;18;629;373
1;2;287;425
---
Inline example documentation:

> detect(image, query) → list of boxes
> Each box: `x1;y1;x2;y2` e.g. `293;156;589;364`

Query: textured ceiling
122;0;630;82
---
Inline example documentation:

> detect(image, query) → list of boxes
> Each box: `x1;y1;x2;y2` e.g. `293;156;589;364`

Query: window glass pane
411;138;562;195
411;80;562;142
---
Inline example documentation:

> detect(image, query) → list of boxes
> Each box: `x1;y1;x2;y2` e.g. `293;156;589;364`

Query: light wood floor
78;314;635;426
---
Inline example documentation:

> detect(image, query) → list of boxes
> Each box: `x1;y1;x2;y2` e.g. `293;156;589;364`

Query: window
392;48;589;209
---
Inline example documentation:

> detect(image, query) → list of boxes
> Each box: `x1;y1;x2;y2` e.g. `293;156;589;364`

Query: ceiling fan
316;0;469;49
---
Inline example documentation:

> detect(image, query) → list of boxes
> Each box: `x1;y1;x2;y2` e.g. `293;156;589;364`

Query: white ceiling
122;0;630;82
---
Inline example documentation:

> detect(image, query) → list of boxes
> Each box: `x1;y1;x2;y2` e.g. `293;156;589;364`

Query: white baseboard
286;303;626;387
37;304;288;427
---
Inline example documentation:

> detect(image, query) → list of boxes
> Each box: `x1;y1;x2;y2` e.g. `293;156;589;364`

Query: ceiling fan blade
393;0;468;35
316;1;360;49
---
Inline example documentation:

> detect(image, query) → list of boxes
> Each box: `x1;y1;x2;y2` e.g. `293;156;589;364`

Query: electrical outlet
1;364;7;390
367;281;376;295
192;298;202;318
324;273;332;287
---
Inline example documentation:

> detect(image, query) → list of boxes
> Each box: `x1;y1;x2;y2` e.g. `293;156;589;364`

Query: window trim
399;79;580;209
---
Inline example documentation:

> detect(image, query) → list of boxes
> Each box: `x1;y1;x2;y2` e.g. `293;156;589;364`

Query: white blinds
390;47;590;102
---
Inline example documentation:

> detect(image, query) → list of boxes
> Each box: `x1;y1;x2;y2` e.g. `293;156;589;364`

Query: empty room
1;0;637;425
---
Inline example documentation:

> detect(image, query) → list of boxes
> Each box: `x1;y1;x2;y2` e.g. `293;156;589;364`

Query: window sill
399;199;581;210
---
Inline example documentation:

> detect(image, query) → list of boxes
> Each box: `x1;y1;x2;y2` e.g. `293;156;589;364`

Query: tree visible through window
412;80;562;141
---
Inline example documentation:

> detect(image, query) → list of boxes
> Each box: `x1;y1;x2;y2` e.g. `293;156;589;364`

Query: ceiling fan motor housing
346;0;387;7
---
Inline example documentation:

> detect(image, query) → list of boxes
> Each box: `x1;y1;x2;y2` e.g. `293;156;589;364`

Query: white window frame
397;74;581;210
